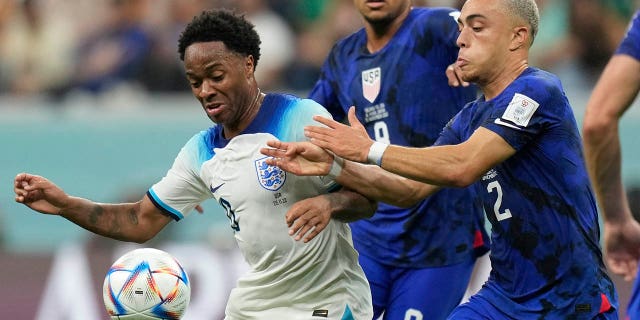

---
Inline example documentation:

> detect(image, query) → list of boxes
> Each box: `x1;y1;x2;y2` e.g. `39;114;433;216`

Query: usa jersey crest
255;157;286;191
362;67;381;103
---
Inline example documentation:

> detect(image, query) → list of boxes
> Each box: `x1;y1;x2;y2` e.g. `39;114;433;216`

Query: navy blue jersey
309;7;488;268
616;10;640;60
437;68;617;318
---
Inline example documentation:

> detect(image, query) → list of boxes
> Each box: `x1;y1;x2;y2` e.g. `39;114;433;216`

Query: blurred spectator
282;0;361;93
530;0;631;82
0;0;75;96
231;0;295;91
63;0;153;96
137;0;210;93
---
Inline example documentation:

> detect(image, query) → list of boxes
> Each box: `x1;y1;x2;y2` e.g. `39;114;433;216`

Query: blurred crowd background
2;0;640;318
0;0;637;100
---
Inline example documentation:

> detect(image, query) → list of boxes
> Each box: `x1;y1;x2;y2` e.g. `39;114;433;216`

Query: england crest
362;67;381;103
255;157;286;191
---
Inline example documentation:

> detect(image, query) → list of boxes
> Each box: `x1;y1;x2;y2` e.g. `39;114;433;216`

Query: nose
198;79;216;100
456;28;467;48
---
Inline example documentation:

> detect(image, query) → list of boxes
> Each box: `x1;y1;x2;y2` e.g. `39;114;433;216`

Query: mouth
204;103;224;117
456;58;468;68
365;0;385;9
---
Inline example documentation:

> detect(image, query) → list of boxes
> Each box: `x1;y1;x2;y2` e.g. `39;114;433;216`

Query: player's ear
245;55;255;78
509;26;529;51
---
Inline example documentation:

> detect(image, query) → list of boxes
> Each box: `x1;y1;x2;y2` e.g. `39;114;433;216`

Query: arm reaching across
261;141;440;208
14;173;172;243
583;54;640;281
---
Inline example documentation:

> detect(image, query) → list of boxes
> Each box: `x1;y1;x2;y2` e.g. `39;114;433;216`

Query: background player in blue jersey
583;10;640;320
262;0;619;318
296;1;490;318
13;9;377;319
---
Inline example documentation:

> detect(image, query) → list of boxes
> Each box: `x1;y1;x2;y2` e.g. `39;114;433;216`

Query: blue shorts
359;253;476;320
448;289;618;320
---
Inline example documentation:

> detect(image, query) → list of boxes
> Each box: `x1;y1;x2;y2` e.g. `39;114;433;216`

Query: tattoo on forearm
88;205;104;226
128;207;139;225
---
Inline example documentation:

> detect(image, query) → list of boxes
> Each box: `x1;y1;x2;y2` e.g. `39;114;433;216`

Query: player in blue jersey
583;10;640;320
297;1;490;318
13;9;376;319
262;0;619;318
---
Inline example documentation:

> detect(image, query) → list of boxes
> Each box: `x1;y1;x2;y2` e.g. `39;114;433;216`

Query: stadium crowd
0;0;635;102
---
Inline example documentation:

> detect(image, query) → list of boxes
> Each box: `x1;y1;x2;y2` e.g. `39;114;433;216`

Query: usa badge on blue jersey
362;67;381;103
255;157;286;191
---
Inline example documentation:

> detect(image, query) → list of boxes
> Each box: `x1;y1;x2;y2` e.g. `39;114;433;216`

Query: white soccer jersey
148;94;373;320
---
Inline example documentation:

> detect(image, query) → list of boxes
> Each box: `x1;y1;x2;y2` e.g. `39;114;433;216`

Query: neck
365;7;410;53
223;87;264;139
481;60;529;101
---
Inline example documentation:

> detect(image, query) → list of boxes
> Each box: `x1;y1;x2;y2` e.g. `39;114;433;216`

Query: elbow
582;114;614;144
128;230;158;244
442;163;477;188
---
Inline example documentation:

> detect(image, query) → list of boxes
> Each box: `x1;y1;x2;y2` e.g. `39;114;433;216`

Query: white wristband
367;141;388;166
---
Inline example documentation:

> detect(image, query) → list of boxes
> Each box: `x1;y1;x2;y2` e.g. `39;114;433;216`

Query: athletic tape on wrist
367;141;388;166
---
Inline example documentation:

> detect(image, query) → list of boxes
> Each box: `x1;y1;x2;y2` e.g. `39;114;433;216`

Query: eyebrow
185;62;223;77
458;13;487;25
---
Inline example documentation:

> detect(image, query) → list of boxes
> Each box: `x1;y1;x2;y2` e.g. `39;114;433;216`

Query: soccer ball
103;248;191;319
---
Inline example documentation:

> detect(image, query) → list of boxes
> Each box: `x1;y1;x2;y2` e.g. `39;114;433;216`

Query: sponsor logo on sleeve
499;93;539;128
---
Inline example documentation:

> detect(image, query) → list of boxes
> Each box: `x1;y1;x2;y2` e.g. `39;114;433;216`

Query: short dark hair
177;9;261;69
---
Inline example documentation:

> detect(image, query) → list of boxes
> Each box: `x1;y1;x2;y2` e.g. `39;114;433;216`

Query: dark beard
363;13;395;33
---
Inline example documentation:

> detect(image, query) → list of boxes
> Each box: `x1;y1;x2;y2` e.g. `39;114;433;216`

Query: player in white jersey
14;9;374;319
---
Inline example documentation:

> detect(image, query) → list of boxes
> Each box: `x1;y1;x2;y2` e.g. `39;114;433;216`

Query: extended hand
261;140;334;176
14;173;69;215
305;107;373;163
604;219;640;281
285;194;333;243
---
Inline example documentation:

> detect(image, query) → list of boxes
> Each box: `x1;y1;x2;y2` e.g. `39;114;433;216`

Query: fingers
312;115;340;128
607;257;639;281
446;64;470;87
286;206;327;243
446;64;459;87
347;107;366;132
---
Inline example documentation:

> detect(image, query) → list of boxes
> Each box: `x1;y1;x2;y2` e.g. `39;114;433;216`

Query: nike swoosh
210;183;225;193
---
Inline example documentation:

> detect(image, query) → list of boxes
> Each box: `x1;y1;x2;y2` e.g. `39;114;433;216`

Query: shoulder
327;28;366;59
180;126;218;164
268;93;330;117
615;10;640;60
509;68;565;103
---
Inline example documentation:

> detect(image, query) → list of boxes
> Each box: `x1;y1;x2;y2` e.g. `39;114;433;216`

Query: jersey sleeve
283;98;339;191
282;98;333;143
147;132;212;221
615;10;640;60
481;76;565;151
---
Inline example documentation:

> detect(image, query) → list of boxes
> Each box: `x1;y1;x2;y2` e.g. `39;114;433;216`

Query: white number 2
487;181;512;221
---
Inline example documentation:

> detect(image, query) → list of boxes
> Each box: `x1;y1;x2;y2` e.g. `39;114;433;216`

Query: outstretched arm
261;141;440;207
583;54;640;281
305;107;516;187
14;173;172;243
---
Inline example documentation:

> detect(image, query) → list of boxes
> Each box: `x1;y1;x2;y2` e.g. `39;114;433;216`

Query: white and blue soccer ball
103;248;191;320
